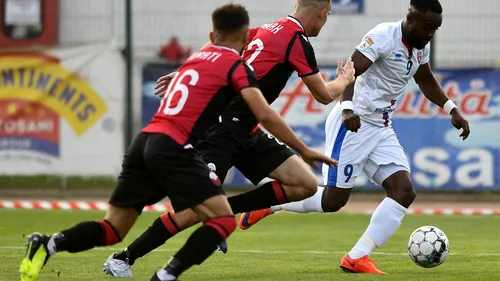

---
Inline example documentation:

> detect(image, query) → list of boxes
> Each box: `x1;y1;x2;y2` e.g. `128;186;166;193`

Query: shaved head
296;0;331;11
291;0;331;37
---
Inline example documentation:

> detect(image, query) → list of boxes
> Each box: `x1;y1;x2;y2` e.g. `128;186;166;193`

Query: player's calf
345;169;413;271
320;186;351;212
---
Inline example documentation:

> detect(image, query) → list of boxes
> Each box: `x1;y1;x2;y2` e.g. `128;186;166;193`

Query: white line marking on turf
1;246;500;256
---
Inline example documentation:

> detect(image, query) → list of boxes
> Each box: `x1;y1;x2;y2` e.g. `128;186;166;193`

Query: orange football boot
339;254;386;274
239;208;272;230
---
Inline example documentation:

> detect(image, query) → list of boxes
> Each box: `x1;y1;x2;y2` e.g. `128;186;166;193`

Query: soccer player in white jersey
240;0;470;274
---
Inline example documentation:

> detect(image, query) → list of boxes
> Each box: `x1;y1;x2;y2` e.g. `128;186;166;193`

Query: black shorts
195;122;295;185
109;132;225;213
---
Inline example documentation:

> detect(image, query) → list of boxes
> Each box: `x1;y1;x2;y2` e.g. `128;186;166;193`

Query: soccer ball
407;226;449;268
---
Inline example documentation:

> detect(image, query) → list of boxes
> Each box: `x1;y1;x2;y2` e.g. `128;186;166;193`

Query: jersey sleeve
420;43;431;65
288;33;319;77
248;27;259;42
355;28;391;62
230;60;259;92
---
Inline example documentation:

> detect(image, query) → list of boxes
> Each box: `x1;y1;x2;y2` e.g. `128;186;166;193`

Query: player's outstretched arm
414;63;470;140
240;87;338;169
301;60;354;104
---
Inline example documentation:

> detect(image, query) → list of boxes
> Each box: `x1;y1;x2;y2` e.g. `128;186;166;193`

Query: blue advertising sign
331;0;364;14
142;64;500;190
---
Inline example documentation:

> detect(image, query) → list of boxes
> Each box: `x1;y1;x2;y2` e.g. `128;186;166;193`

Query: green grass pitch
1;209;500;280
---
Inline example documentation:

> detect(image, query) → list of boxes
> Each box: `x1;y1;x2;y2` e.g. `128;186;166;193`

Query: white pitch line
1;246;500;256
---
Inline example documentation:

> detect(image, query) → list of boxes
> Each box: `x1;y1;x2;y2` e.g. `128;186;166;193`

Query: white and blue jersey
322;21;429;188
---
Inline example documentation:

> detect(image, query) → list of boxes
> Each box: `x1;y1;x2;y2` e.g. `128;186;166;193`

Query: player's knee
388;183;416;208
321;189;349;212
402;188;417;207
281;174;317;200
204;215;237;240
302;177;318;198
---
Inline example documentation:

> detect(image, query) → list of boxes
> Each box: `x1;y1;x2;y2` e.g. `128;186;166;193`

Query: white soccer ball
408;226;449;268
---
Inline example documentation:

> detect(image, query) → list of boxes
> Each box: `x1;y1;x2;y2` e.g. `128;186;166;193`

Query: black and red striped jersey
142;45;258;145
221;16;319;132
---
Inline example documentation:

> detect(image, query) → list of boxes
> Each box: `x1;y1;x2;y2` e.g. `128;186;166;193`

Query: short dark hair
212;3;250;34
410;0;443;14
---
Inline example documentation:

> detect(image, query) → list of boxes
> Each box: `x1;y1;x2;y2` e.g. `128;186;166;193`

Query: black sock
165;216;235;278
164;226;222;278
56;220;121;253
228;181;289;214
114;215;178;265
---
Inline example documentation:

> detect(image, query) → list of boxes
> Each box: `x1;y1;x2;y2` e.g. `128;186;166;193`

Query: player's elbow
315;97;330;105
322;95;336;104
311;92;333;105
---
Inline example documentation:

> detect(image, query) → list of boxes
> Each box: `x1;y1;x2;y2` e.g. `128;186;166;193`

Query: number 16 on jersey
158;69;200;115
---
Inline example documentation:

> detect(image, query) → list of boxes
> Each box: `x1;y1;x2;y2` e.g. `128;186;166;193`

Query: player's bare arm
301;59;354;104
340;49;373;132
241;87;338;169
413;63;470;140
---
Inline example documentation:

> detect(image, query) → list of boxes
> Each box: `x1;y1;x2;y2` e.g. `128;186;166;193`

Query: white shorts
322;104;410;188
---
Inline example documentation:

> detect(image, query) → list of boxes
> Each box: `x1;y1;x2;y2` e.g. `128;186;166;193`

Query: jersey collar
400;22;413;58
287;15;305;32
212;44;240;56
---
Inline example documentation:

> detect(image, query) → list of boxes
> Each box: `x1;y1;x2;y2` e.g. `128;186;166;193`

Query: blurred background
0;0;499;195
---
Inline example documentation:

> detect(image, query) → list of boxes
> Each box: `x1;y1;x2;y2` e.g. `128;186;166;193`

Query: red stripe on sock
204;216;236;240
271;181;288;204
98;220;120;245
160;212;180;235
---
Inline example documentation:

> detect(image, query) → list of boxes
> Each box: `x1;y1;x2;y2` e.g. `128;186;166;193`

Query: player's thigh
364;129;411;186
233;129;297;186
364;130;415;205
109;132;165;214
144;133;226;213
322;121;379;189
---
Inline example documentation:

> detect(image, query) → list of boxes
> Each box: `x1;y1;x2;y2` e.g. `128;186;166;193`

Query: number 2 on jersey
245;38;264;65
406;60;413;75
158;69;199;115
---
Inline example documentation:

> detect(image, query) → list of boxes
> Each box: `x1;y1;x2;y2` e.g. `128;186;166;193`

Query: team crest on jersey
394;52;403;61
417;50;423;63
365;37;373;45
